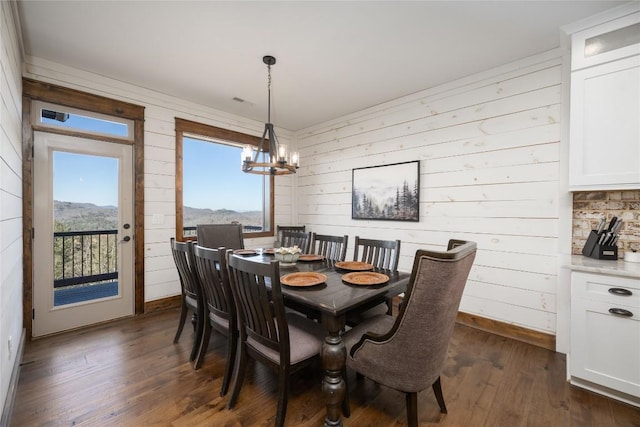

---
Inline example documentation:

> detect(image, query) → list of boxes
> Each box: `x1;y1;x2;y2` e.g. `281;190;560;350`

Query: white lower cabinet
570;271;640;406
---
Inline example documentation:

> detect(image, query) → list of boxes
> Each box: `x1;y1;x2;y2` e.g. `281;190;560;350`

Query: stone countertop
564;254;640;279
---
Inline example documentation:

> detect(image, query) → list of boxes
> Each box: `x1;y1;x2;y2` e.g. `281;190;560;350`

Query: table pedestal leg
321;314;346;427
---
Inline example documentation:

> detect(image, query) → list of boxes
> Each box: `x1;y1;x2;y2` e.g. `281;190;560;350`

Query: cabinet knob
608;288;632;296
608;308;633;317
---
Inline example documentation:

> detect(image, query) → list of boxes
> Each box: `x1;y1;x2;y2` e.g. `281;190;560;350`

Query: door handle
122;236;131;242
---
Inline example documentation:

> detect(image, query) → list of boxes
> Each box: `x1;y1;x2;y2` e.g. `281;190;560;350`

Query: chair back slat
310;233;348;261
227;255;287;354
353;236;401;271
170;238;199;300
193;245;233;321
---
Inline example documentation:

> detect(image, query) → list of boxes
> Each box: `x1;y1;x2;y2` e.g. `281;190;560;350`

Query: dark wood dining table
244;252;410;427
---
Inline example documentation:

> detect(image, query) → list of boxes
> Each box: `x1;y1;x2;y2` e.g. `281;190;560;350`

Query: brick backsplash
572;190;640;258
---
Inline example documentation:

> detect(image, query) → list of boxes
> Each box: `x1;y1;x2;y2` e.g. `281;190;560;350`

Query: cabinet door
571;11;640;70
571;297;640;397
569;55;640;190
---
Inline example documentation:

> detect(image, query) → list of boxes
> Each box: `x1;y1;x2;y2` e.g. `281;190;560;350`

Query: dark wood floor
11;308;640;426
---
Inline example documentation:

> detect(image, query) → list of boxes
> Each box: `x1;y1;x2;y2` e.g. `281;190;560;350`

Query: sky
183;137;265;212
54;152;118;206
48;113;123;207
46;111;264;212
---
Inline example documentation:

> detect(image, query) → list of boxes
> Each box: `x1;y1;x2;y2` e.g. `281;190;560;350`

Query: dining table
241;251;410;427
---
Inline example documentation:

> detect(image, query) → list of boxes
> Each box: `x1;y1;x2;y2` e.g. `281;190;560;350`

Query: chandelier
241;55;299;175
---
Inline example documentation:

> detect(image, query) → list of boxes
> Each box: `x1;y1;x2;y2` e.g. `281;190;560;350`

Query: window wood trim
175;118;275;241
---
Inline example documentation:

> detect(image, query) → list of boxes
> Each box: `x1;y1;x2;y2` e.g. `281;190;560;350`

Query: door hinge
32;308;35;320
32;228;35;239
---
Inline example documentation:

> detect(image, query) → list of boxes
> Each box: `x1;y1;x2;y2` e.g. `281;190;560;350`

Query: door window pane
53;151;119;306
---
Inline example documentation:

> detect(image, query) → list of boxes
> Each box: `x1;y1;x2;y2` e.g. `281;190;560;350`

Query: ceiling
17;1;625;131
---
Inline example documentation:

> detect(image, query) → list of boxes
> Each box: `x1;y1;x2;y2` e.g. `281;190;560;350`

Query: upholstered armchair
343;240;477;427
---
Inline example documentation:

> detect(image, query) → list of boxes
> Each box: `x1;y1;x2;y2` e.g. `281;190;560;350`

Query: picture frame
352;160;420;221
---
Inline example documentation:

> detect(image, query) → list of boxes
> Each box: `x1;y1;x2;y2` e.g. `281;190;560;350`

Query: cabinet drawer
572;271;640;308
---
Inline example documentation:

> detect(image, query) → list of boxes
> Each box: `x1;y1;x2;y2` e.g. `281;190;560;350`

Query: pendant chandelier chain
267;62;272;124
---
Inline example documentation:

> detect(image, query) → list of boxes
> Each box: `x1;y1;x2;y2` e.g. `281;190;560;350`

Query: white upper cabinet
566;5;640;190
569;55;640;189
571;11;640;71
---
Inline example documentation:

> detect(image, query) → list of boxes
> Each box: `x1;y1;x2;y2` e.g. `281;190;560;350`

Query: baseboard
144;295;181;313
1;329;26;427
456;312;556;351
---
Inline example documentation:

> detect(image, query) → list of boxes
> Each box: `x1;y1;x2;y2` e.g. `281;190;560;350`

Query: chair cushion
247;313;324;365
185;294;198;310
345;302;389;325
343;314;396;354
208;311;229;331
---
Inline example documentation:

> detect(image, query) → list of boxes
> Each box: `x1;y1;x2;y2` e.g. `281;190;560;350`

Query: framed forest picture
352;160;420;221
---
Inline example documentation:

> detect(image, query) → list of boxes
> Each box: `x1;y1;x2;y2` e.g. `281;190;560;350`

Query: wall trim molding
144;295;182;314
1;329;25;426
456;311;556;351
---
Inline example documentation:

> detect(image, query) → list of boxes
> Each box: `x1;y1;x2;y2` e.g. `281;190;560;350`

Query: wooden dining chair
275;225;306;246
170;238;204;363
353;236;401;271
279;230;312;253
226;253;325;427
196;223;244;249
343;240;477;427
192;244;237;396
346;236;402;323
309;232;348;261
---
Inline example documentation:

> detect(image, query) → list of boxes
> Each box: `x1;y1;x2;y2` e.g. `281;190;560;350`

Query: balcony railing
54;229;118;289
54;225;264;287
183;224;263;238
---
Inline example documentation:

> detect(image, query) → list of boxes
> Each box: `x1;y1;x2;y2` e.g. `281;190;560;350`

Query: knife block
582;230;618;260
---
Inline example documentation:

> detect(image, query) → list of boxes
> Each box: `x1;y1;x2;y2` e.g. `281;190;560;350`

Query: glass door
32;131;134;336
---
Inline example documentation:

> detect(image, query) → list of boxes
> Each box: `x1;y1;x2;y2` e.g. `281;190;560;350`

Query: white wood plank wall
295;52;564;335
23;57;296;302
1;0;24;410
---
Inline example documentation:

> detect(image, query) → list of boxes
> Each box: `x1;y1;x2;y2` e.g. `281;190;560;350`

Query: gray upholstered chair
226;254;325;427
170;238;204;363
309;232;348;261
196;223;244;249
343;239;477;427
192;245;237;396
279;230;312;253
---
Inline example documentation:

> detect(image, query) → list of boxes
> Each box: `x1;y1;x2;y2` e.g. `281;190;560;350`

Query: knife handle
598;232;608;245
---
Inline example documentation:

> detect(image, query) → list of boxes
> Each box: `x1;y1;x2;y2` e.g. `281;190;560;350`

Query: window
33;101;133;140
175;118;274;240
